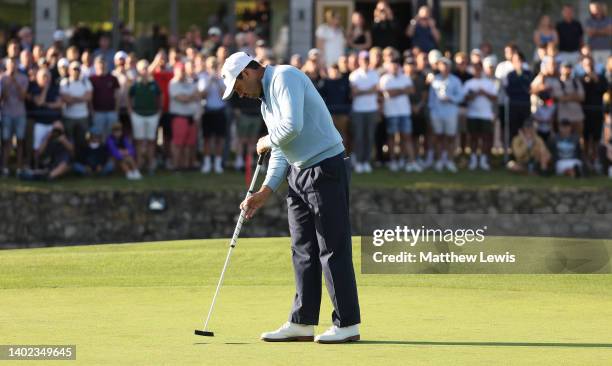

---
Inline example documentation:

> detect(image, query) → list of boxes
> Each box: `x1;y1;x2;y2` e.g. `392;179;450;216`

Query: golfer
220;52;361;344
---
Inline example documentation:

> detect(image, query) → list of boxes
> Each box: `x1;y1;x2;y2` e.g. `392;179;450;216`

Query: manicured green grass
1;167;610;192
1;238;611;365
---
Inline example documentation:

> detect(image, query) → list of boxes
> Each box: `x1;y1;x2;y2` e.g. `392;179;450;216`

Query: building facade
0;0;592;61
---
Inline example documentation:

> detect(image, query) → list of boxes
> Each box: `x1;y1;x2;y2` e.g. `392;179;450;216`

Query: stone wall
1;187;611;248
478;0;582;56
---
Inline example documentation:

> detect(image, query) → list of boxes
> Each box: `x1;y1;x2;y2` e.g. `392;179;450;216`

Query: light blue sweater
428;73;464;118
260;65;344;191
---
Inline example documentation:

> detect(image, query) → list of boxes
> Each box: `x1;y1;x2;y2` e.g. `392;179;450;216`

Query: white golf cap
114;50;128;61
208;27;222;36
483;55;498;68
437;57;452;66
69;60;81;69
307;48;321;58
220;51;254;100
427;49;442;64
57;57;70;68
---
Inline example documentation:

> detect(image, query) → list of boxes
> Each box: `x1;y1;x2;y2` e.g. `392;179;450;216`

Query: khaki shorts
131;112;160;141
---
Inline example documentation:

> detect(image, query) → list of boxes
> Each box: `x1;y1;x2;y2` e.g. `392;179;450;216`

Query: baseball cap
308;48;321;58
428;49;442;65
208;27;222;37
483;55;498;68
358;50;369;59
58;58;70;68
114;51;128;61
69;60;81;70
437;57;452;66
220;51;255;100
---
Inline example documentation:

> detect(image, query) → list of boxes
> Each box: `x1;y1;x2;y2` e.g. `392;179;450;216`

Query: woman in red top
149;50;174;168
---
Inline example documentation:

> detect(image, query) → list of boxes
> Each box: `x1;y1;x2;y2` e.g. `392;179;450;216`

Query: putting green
1;238;612;365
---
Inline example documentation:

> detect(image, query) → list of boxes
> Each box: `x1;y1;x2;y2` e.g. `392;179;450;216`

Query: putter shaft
199;155;265;335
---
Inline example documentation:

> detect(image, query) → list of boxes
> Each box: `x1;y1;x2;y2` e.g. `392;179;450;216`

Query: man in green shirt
128;59;162;173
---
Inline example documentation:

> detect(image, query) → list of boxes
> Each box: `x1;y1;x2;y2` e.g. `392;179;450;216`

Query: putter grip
257;153;266;166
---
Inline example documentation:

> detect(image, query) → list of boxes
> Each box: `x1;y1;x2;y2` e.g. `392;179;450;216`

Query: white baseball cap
428;49;442;65
483;55;498;68
437;57;451;66
221;51;255;100
208;27;222;37
307;48;321;58
114;50;128;61
57;57;70;68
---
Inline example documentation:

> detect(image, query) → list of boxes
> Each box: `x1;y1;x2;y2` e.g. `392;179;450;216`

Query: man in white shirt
428;57;464;173
60;61;92;153
169;62;199;170
463;62;498;170
112;51;134;136
349;50;379;173
198;56;227;174
379;58;421;172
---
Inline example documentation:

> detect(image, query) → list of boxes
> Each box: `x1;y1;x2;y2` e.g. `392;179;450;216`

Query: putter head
194;330;214;337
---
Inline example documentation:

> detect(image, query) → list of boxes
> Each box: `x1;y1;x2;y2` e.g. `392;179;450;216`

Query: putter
195;153;267;337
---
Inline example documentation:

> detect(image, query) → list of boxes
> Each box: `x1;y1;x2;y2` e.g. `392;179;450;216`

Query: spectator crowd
0;1;611;181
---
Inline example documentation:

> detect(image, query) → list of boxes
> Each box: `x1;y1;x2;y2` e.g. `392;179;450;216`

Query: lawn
1;167;610;192
1;238;611;365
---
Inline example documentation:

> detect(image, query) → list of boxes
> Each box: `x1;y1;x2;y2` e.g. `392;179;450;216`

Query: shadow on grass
192;340;612;348
356;340;612;348
193;342;250;345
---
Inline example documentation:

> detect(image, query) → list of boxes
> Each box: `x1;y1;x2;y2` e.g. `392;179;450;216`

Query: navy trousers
286;152;361;327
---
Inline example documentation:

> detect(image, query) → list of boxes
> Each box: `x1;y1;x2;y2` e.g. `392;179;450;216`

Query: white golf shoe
314;324;360;344
214;156;224;174
479;155;491;171
260;322;314;342
389;160;399;172
200;156;211;174
468;154;478;171
445;160;458;173
434;159;444;172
